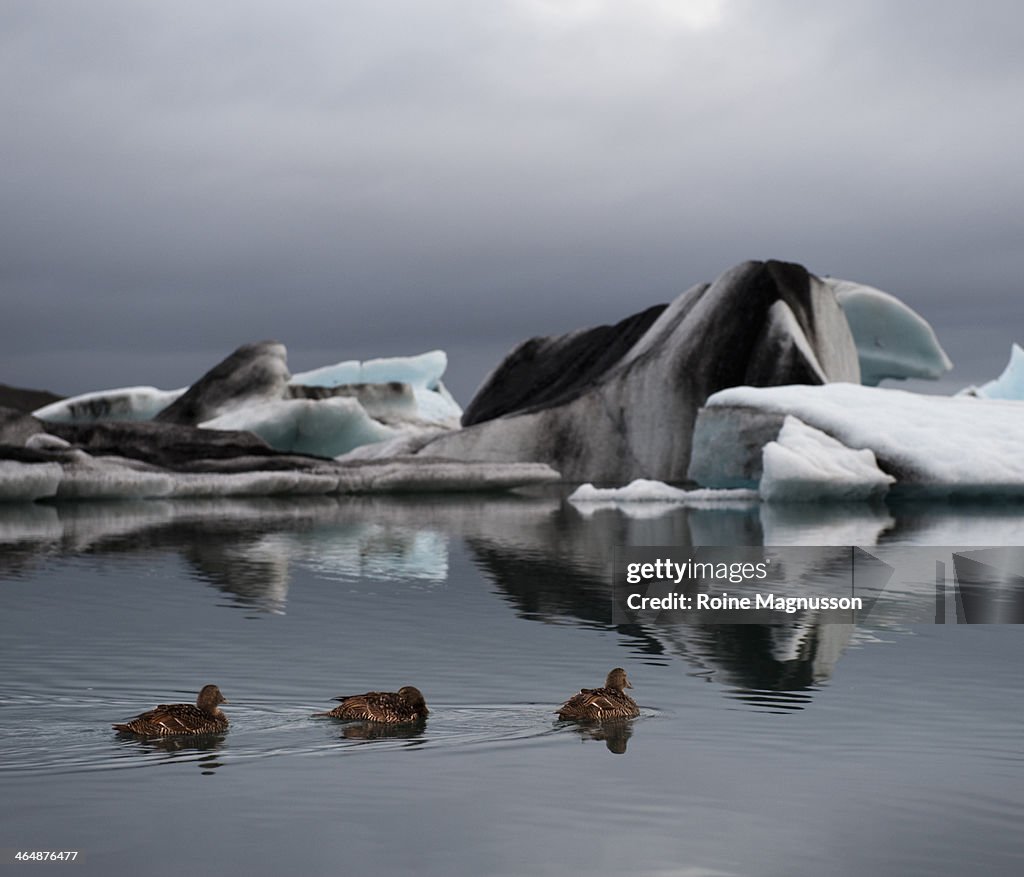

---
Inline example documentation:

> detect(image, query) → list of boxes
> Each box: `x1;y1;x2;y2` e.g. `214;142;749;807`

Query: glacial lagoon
3;493;1024;876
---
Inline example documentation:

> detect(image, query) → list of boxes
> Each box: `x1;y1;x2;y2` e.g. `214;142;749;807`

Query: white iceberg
759;416;895;502
200;397;401;458
693;383;1024;496
291;350;461;424
0;461;64;502
34;387;186;423
971;343;1024;400
169;471;340;497
827;278;953;385
569;479;759;504
55;456;177;500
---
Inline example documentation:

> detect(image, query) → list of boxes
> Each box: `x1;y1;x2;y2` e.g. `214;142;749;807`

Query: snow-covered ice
759;416;895;502
569;479;759;504
699;383;1024;495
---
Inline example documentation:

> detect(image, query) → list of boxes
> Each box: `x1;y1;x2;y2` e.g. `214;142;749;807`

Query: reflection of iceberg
0;496;452;597
288;525;448;583
759;502;894;546
651;622;856;709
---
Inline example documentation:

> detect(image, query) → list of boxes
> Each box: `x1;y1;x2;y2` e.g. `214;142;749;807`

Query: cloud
1;0;1021;400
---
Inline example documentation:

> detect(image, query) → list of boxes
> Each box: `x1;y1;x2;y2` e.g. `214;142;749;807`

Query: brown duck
557;668;640;721
315;686;428;724
113;684;229;736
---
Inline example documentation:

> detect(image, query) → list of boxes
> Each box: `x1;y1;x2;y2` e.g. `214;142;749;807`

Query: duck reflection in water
564;719;635;755
337;720;427;743
117;733;227;774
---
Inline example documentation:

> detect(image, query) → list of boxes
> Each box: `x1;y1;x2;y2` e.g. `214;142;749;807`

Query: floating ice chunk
973;343;1024;400
827;278;953;385
0;461;63;501
569;479;759;503
170;471;340;497
201;398;399;458
759;416;895;502
334;460;560;493
33;387;185;423
291;351;462;423
698;383;1024;496
55;456;176;500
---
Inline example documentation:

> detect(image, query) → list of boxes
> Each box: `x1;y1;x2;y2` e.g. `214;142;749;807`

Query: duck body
316;686;428;724
113;684;229;737
557;668;639;721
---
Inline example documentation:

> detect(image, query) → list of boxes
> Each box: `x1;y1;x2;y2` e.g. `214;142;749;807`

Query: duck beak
625;680;633;689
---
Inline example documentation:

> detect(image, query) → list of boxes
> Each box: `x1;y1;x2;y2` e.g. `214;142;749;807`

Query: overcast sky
2;0;1021;402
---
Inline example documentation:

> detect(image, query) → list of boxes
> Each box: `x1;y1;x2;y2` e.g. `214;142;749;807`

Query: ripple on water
0;700;660;776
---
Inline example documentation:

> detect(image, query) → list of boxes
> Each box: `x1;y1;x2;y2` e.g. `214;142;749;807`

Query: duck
314;686;428;724
557;668;639;721
113;684;229;736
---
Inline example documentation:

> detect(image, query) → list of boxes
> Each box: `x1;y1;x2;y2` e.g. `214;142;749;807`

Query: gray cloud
2;0;1022;402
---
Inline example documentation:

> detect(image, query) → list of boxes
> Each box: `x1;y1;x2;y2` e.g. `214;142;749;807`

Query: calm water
2;494;1024;876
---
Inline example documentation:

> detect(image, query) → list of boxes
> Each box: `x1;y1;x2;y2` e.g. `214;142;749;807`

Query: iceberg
0;460;63;502
569;479;759;504
28;343;464;464
826;278;953;385
156;340;291;425
690;383;1024;497
333;459;560;493
55;455;177;500
200;397;401;458
420;260;860;482
759;416;895;502
33;387;186;423
170;471;340;497
291;350;462;424
971;343;1024;400
1;408;45;445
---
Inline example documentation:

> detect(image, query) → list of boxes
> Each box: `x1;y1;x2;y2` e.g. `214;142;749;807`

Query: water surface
2;495;1023;876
